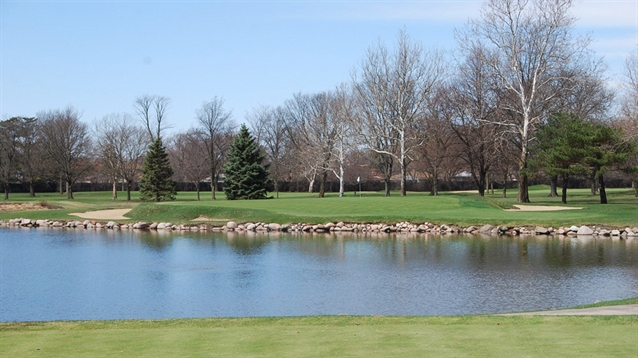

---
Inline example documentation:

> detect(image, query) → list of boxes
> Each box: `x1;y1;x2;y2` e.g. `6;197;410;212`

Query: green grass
1;314;636;357
1;186;637;226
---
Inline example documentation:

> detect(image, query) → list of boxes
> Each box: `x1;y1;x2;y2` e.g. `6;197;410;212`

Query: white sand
505;205;582;212
69;209;132;220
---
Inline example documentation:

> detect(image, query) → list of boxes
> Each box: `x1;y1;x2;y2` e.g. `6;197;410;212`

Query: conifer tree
139;138;176;201
223;124;271;200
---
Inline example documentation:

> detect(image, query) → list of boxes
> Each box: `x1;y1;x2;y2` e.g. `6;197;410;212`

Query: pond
1;228;636;322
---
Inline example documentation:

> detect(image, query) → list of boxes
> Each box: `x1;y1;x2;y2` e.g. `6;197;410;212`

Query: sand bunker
69;209;132;220
505;205;582;212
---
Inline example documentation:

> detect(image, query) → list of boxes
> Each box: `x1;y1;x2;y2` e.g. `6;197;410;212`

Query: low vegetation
0;186;636;227
1;313;636;357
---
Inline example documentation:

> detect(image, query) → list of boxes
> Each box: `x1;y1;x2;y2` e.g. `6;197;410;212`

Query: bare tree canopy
135;95;171;142
95;113;149;201
353;29;445;196
38;106;93;199
196;96;234;200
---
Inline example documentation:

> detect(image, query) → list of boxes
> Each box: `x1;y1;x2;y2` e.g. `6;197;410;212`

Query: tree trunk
318;169;327;198
502;172;508;198
112;181;118;200
196;182;200;201
590;170;598;195
549;175;558;197
384;177;391;197
517;160;530;203
59;177;64;195
4;186;8;200
126;180;132;201
633;179;638;197
29;182;35;197
561;173;568;204
308;176;315;193
210;169;217;200
66;181;74;200
430;167;438;196
400;162;407;196
338;165;345;197
598;173;607;204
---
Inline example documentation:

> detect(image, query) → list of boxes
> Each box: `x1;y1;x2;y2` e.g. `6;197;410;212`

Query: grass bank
1;186;636;227
1;314;636;357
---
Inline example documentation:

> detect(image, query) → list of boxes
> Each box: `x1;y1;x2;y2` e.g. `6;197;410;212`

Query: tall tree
139;138;176;202
169;129;209;201
38;107;93;199
196;97;233;200
531;113;590;204
447;44;502;196
353;30;444;196
95;114;148;201
460;0;599;203
0;117;34;199
248;105;290;198
286;92;339;198
223;125;271;200
583;124;634;204
619;50;638;195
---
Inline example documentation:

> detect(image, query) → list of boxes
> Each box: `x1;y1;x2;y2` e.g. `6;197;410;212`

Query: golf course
1;186;637;227
1;186;636;357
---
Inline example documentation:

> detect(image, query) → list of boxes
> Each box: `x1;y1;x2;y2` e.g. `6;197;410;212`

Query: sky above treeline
2;1;636;133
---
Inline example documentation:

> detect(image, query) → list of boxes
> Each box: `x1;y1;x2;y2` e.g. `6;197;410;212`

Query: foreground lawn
1;186;636;227
1;315;636;357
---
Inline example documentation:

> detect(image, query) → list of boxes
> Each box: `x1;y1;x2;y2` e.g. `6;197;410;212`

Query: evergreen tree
531;113;589;204
139;138;176;201
223;124;271;200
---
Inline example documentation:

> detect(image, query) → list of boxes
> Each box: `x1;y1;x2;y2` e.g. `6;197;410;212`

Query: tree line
2;0;637;202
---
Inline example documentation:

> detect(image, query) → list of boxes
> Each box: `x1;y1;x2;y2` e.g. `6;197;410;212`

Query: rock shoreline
1;218;637;239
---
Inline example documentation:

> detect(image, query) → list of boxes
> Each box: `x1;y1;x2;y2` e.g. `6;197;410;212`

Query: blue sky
1;1;636;133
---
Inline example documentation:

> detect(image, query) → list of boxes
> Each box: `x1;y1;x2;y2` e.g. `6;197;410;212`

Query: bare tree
38;106;93;199
248;105;291;198
286;92;340;198
16;117;42;197
329;84;356;197
447;44;502;196
135;95;171;141
169;129;209;200
353;29;444;196
0;117;35;199
460;0;598;202
619;50;638;195
196;97;233;200
95;114;148;201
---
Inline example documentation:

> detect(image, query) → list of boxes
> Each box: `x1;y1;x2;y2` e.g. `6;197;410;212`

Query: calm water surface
1;227;636;322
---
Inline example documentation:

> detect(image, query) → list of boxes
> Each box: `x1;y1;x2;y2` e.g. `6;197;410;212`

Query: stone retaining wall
1;218;637;239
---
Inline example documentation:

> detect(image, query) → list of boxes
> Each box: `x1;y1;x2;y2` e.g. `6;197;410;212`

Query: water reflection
0;228;636;322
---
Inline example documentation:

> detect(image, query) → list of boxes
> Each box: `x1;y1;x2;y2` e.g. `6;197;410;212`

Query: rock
480;224;494;233
226;221;237;230
577;226;594;236
149;222;158;230
268;223;281;231
611;230;620;236
569;226;580;232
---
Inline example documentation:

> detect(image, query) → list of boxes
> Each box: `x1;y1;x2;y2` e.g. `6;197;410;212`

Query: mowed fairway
1;186;636;226
1;315;636;358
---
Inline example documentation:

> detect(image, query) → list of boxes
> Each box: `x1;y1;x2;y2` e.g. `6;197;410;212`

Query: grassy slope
1;315;636;357
1;186;636;226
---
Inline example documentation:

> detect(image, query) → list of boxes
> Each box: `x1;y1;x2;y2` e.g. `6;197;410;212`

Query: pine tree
223;124;271;200
139;138;176;202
